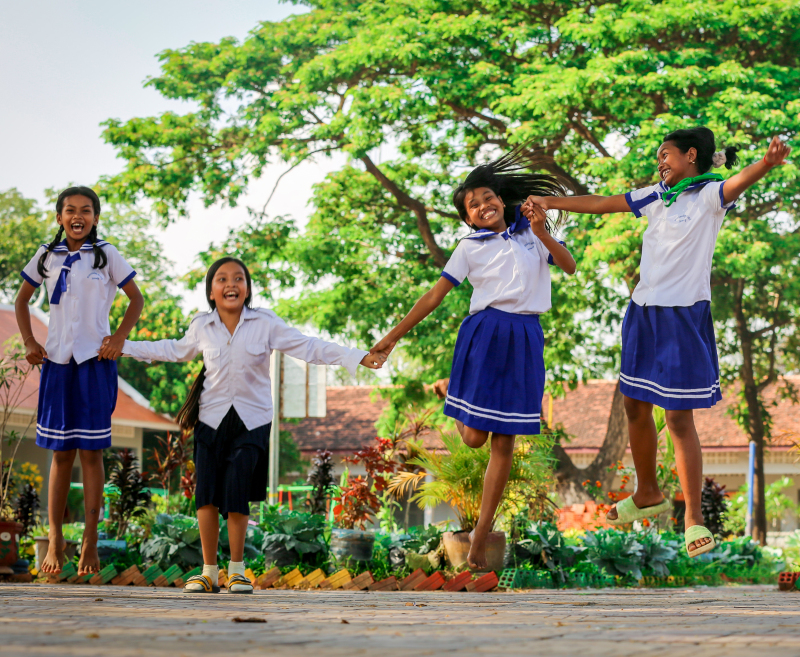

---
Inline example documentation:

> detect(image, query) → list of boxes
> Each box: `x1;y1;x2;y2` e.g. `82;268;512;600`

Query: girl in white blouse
120;257;385;593
525;128;791;557
372;146;575;570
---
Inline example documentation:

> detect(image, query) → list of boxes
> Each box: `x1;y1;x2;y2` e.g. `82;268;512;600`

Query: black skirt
193;406;271;518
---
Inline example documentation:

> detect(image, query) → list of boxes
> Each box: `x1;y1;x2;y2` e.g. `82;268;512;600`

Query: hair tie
711;151;727;168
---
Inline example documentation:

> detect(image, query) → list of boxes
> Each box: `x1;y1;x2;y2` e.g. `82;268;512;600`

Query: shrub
701;477;728;536
260;507;328;567
106;449;152;539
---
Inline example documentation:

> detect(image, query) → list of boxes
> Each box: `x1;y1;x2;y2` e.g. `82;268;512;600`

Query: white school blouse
625;180;735;307
123;306;368;430
441;218;564;315
21;241;136;365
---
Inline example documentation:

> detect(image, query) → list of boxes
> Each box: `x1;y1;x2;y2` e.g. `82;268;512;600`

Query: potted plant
389;431;554;572
0;338;37;571
330;471;380;562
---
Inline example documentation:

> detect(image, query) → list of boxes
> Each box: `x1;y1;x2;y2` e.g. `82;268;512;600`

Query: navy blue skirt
444;307;544;435
620;300;722;410
36;357;117;451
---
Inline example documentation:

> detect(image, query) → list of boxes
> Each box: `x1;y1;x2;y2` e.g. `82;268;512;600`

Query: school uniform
21;241;136;451
621;178;736;409
123;306;367;517
440;207;566;436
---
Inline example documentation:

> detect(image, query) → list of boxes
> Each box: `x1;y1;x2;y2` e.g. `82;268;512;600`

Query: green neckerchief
662;173;723;207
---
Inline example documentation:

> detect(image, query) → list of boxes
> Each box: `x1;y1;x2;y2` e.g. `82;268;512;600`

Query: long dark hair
452;144;569;233
175;257;253;431
663;127;740;174
37;186;107;278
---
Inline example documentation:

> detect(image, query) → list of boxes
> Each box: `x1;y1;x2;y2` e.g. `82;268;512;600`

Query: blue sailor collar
465;205;530;241
627;178;730;217
44;239;110;253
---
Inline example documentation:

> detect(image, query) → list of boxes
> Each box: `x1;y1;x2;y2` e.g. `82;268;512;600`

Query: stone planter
442;530;506;572
330;528;375;563
33;536;80;570
0;521;24;569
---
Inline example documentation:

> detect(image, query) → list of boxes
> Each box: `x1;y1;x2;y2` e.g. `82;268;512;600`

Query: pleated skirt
193;406;271;518
36;357;117;451
444;307;545;436
619;300;722;410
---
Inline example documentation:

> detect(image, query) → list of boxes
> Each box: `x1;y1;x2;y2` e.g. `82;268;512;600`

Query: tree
101;0;799;529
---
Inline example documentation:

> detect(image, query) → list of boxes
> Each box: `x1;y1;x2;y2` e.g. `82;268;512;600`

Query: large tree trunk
734;280;768;544
552;382;629;505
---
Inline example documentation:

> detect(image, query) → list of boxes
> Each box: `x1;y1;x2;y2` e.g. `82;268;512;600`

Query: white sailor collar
464;205;530;241
44;239;110;253
204;306;262;326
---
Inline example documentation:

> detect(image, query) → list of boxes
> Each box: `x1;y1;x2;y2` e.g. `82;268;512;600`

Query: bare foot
77;529;100;576
40;534;66;574
606;491;665;522
467;529;488;571
433;378;449;400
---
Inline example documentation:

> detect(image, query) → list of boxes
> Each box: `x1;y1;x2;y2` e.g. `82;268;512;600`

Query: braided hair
453;143;570;234
37;186;108;277
175;257;253;431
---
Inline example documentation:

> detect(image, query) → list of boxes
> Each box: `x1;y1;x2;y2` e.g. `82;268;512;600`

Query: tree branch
570;115;612;158
360;155;448;268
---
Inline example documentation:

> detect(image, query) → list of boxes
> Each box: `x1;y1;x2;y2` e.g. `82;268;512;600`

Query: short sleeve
21;246;47;288
701;180;736;215
441;242;470;286
104;245;137;288
536;238;568;266
625;183;662;218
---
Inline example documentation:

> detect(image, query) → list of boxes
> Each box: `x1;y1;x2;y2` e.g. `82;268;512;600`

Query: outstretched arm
523;193;631;215
98;279;144;360
522;203;577;275
370;277;455;356
722;136;791;205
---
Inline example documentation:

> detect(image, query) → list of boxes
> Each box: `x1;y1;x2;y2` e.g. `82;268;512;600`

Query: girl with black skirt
120;257;385;592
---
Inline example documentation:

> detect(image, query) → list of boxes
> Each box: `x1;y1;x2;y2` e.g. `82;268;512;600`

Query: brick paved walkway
0;583;797;656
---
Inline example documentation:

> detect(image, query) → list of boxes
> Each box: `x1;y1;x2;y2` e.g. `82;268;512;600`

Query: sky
0;0;346;309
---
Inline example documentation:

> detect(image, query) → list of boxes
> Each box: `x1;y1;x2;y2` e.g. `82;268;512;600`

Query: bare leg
226;512;249;563
607;397;664;521
665;409;711;553
41;450;76;574
77;449;104;576
465;431;515;570
196;505;220;565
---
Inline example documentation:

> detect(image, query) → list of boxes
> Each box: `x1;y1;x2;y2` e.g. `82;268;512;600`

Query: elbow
566;262;577;276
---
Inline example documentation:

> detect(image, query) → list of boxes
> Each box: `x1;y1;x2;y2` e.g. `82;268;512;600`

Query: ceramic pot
0;521;24;568
330;528;375;562
442;530;506;572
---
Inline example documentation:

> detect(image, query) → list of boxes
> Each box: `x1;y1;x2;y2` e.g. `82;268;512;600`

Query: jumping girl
15;186;144;576
524;128;791;556
120;257;385;593
371;147;575;570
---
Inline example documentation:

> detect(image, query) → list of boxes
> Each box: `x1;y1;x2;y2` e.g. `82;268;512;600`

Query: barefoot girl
120;257;385;593
524;128;791;556
371;147;575;569
15;186;144;576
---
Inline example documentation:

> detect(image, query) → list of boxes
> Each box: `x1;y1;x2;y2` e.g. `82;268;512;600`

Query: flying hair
452;144;570;234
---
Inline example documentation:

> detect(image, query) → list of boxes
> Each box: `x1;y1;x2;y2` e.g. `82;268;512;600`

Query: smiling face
57;195;98;244
657;141;699;187
208;261;250;313
463;187;506;232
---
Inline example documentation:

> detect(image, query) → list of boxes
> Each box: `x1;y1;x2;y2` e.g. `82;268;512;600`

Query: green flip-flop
606;495;671;526
685;525;716;558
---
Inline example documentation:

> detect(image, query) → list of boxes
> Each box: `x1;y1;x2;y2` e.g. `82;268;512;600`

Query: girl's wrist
763;154;775;168
23;335;36;345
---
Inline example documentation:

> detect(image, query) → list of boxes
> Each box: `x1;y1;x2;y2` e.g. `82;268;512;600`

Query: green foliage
305;450;335;515
139;513;203;570
0;188;51;301
105;449;152;540
259;507;328;568
505;521;585;584
583;528;647;581
724;477;799;534
279;428;308;479
701;477;729;537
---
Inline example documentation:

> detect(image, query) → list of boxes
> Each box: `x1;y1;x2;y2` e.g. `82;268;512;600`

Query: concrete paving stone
1;584;798;656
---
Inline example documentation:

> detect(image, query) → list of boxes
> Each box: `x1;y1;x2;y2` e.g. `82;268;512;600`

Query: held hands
24;339;47;365
98;334;126;361
522;195;551;212
361;350;390;370
765;136;791;167
519;199;550;237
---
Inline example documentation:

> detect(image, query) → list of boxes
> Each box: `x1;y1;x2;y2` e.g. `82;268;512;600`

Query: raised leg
77;449;104;576
41;449;76;574
665;409;711;553
467;432;515;570
607;396;664;521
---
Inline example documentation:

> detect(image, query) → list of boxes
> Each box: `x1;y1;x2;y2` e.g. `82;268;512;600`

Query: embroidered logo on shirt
87;272;103;281
669;214;693;225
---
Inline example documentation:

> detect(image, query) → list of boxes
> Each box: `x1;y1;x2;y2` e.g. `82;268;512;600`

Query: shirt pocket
246;344;268;364
203;347;221;362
